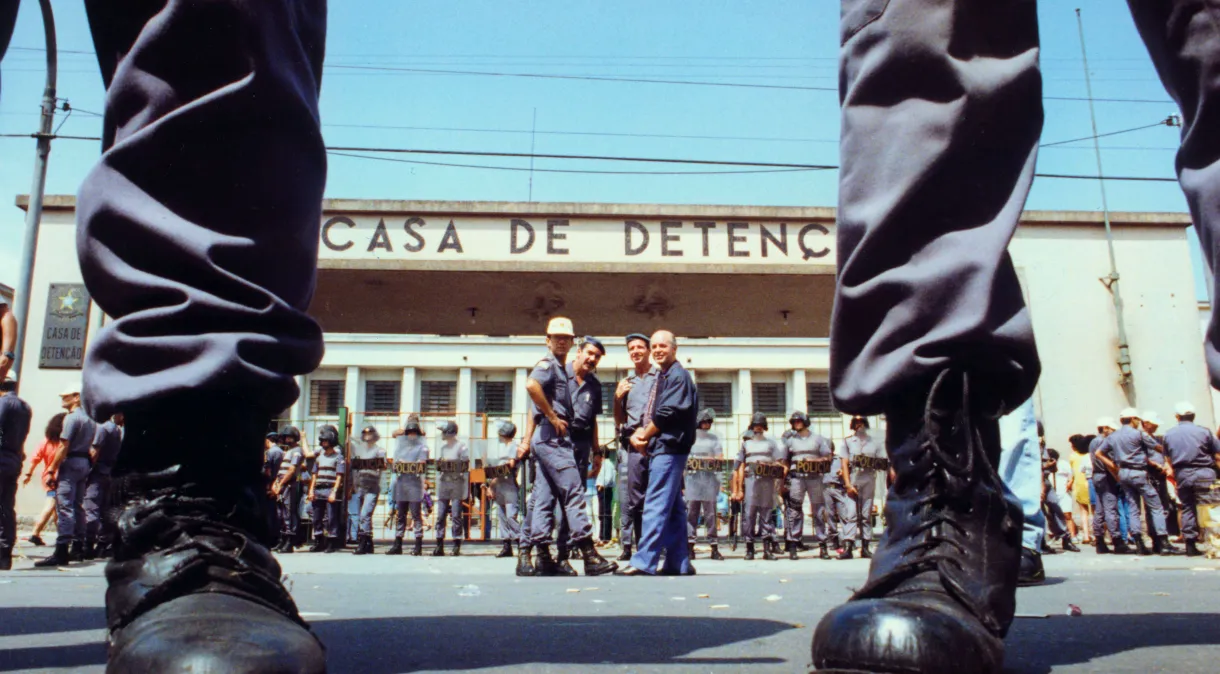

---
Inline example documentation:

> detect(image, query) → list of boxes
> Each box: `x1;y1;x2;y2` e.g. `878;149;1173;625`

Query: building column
344;366;361;435
736;369;753;439
457;367;474;439
288;375;305;423
400;367;417;426
790;369;808;416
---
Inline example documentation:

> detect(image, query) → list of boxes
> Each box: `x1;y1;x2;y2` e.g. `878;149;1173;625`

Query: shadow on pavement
1005;613;1220;674
312;615;797;671
0;607;106;637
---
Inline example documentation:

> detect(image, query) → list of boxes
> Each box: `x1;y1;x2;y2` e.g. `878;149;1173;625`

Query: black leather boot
1111;537;1132;555
278;539;294;554
432;539;445;557
787;541;799;560
1136;536;1152;556
819;542;831;560
451;539;462;557
84;536;98;561
70;540;86;562
1095;538;1111;554
411;538;423;556
617;544;632;562
102;408;325;674
1017;547;1045;586
837;540;855;560
860;540;873;559
34;542;70;567
307;536;327;553
496;541;514;558
386;536;403;555
0;546;12;571
364;535;375;555
709;544;725;561
812;369;1023;674
745;542;756;560
689;542;698;560
554;546;578;576
1186;538;1204;557
1061;535;1080;553
577;537;619;576
762;540;777;561
1158;536;1184;556
1151;534;1163;554
324;537;340;553
516;545;537;576
353;535;368;555
534;545;559;576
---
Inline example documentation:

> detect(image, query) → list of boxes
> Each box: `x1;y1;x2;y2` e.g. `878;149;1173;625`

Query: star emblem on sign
59;289;80;312
51;287;86;319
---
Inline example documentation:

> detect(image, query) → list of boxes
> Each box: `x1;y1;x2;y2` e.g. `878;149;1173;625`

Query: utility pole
12;0;58;389
1076;7;1134;403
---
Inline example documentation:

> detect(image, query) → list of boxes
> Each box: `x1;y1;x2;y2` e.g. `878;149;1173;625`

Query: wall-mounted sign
39;283;91;369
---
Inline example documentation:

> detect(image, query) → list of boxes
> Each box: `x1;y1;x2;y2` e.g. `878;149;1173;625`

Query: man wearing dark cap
272;426;305;553
554;336;606;574
307;425;345;553
614;332;657;561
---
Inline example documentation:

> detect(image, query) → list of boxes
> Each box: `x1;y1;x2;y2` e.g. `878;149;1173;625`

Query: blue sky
0;1;1207;296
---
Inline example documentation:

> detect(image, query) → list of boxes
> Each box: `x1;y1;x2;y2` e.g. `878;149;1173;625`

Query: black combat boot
577;537;619;576
516;545;537;576
1111;537;1132;555
386;536;403;555
102;410;325;673
352;535;367;555
496;541;514;558
762;540;777;561
411;538;424;556
709;544;725;561
534;545;560;576
34;542;70;567
324;537;340;553
837;540;855;560
745;542;756;560
70;540;86;562
1151;534;1163;554
0;546;12;571
1062;535;1080;553
364;535;375;555
432;539;445;557
617;544;632;562
307;536;327;553
554;546;578;576
451;539;462;557
1135;536;1152;556
1185;538;1204;557
689;542;698;560
1017;548;1045;586
787;541;799;560
1095;538;1111;554
84;537;98;561
1158;535;1184;556
861;540;873;559
796;540;812;552
278;538;294;554
819;542;831;560
812;370;1023;674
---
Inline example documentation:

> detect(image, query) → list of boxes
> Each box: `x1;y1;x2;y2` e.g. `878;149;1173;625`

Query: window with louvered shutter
420;381;457;414
309;380;344;416
599;382;615;415
476;381;512;415
752;382;786;415
365;381;401;415
697;383;733;416
806;382;837;417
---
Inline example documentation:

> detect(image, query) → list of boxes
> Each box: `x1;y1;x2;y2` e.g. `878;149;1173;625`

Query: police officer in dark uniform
1163;402;1220;556
0;376;31;571
1098;409;1182;556
271;426;305;553
555;336;605;574
84;413;125;559
307;425;345;553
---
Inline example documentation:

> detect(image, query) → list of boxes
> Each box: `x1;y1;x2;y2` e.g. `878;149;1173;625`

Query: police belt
437;459;470;474
852;456;889;472
687;457;731;473
1119;463;1148;471
747;463;785;479
392;461;428;475
484;463;514;480
791;458;833;475
349;458;387;471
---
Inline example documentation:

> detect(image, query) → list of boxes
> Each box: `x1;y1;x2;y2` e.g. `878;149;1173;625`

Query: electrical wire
327;150;827;175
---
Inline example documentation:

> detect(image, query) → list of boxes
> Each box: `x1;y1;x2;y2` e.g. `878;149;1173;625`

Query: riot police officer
271;426;305;553
307;425;345;553
387;419;429;556
735;412;784;561
349;424;386;555
839;415;886;558
434;421;470;557
687;409;725;560
486;421;524;559
782;411;834;560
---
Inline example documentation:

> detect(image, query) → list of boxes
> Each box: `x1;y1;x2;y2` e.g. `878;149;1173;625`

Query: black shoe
1062;536;1081;553
496;541;514;558
1112;538;1132;555
386;537;403;555
617;544;632;562
70;540;85;562
577;537;618;576
709;544;725;561
102;445;323;674
837;540;854;561
27;534;45;546
745;542;756;560
812;369;1022;674
0;546;12;571
534;545;560;576
1018;548;1045;586
1095;538;1111;555
451;540;462;557
555;559;579;576
411;538;423;556
762;541;777;561
688;542;697;560
352;535;367;555
1158;535;1184;556
860;540;872;559
364;536;375;555
1136;536;1152;556
819;542;831;560
324;537;340;553
516;546;537;576
1151;534;1163;555
35;542;70;567
787;541;799;560
796;541;812;552
432;539;445;557
84;537;98;561
307;537;327;553
1186;539;1204;557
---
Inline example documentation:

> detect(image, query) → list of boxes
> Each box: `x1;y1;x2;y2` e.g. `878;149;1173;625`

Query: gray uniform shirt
60;407;97;474
784;431;835;485
350;441;386;492
1101;425;1158;468
841;431;885;482
0;393;31;475
277;446;304;483
736;435;783;505
436;439;470;500
1088;435;1110;480
685;430;723;502
311;451;345;495
621;368;658;435
486;440;520;502
1163;421;1220;472
91;420;124;476
392;435;429;502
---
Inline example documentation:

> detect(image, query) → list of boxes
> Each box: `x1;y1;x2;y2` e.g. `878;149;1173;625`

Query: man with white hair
1097;408;1182;556
1162;401;1220;556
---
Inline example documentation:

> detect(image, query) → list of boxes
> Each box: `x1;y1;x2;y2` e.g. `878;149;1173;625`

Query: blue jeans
997;397;1044;552
630;453;692;575
348;489;378;537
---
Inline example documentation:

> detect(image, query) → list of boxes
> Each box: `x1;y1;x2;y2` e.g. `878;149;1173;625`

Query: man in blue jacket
616;330;698;576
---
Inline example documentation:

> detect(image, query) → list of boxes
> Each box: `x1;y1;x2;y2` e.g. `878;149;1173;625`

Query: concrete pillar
288;375;305;423
457;367;474;439
736;369;753;439
790;369;808;416
399;367;417;427
345;366;361;434
513;368;529;416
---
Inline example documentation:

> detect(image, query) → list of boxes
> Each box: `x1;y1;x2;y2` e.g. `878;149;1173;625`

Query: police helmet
361;424;380;442
696;408;715;427
850;415;870;430
789;410;810;428
498;420;518;438
439;420;459;436
749;412;768;431
265;431;280;443
318;425;339;447
279;425;301;443
403;419;424;436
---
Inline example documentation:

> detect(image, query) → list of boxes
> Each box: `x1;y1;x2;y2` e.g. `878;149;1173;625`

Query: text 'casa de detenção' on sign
318;216;835;264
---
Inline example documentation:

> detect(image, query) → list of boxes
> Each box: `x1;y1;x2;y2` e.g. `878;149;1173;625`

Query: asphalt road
2;540;1218;673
